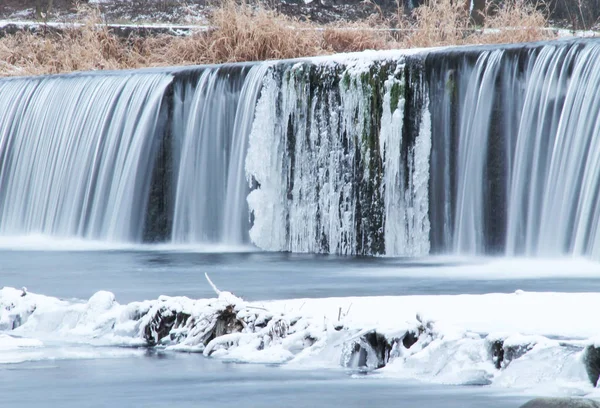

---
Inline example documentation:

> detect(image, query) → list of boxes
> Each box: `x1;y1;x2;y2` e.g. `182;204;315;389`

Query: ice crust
246;54;431;256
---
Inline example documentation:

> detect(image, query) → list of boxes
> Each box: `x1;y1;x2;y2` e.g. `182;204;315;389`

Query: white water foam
0;234;256;252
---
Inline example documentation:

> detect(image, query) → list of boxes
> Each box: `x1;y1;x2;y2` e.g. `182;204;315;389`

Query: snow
263;291;600;338
0;334;43;351
2;283;600;395
0;19;205;32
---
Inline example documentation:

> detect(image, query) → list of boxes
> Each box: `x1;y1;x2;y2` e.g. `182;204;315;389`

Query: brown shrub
166;0;325;63
323;25;392;53
481;0;552;43
404;0;471;47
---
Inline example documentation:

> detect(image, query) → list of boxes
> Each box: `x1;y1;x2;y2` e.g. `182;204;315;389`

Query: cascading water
3;39;600;258
506;43;600;257
245;39;600;257
0;73;172;241
452;50;504;254
0;65;267;246
171;64;269;245
429;40;600;258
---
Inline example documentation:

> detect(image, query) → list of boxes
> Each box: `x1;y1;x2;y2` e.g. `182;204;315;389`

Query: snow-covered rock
3;284;600;395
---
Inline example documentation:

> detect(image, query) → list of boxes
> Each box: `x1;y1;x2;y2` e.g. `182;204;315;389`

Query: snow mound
2;285;600;395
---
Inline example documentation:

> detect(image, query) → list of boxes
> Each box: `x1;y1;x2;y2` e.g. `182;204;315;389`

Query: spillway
2;39;600;257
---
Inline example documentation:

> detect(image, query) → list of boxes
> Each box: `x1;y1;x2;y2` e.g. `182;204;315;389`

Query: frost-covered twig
204;273;221;296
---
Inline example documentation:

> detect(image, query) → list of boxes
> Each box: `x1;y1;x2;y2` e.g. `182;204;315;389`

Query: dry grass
481;0;551;43
403;0;471;47
0;0;555;77
161;1;325;63
0;10;146;76
323;23;391;53
398;0;552;47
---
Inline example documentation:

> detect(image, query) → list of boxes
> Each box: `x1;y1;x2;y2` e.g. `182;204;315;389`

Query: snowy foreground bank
2;280;600;396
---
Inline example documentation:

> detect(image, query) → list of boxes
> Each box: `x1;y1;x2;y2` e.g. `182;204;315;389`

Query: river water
3;247;600;303
1;345;529;407
3;245;600;406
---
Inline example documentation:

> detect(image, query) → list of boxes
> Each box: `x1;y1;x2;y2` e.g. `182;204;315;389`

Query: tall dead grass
481;0;551;43
161;1;325;64
399;0;552;47
0;9;146;76
404;0;471;47
0;0;554;77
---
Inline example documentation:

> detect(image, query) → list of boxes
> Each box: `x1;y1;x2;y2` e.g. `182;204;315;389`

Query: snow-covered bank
2;283;600;395
0;20;202;36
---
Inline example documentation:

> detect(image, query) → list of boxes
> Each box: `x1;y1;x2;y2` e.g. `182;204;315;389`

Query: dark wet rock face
490;340;505;369
141;300;252;350
584;346;600;386
344;331;392;370
520;398;600;408
488;338;537;369
343;328;428;370
401;330;419;349
504;342;535;363
143;306;190;346
213;305;244;339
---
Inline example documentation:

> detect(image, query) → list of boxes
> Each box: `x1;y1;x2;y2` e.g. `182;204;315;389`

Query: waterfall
0;64;267;246
3;39;600;258
0;72;172;241
452;50;504;254
506;43;600;256
170;64;268;245
429;40;600;258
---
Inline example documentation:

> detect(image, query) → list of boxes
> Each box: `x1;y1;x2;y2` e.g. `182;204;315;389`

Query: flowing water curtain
427;56;457;253
0;73;173;242
170;64;267;245
430;40;600;258
452;50;504;255
222;63;272;244
505;42;600;257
